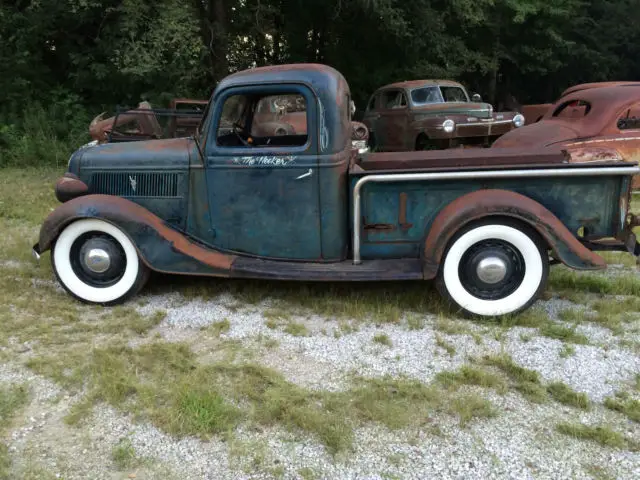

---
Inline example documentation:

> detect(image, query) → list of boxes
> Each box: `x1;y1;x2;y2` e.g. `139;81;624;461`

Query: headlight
513;114;525;128
442;119;456;133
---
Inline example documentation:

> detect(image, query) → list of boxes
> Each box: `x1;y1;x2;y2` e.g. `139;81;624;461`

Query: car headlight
442;119;456;133
513;114;525;128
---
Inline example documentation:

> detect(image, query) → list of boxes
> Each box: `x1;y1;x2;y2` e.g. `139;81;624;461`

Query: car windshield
410;85;469;106
410;87;443;105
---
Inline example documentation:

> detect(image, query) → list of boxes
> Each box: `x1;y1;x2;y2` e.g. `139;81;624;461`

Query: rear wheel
435;220;549;317
51;219;149;305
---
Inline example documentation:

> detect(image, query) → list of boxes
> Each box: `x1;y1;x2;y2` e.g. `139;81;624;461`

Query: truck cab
33;64;640;318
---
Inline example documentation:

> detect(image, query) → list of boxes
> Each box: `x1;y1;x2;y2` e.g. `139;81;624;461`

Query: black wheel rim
69;232;127;288
458;239;526;301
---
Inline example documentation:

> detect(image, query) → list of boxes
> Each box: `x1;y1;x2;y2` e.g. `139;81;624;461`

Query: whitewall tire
51;219;149;305
436;221;549;317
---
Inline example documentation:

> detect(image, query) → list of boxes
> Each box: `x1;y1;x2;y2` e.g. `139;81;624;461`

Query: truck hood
73;137;194;171
492;122;579;148
414;102;496;119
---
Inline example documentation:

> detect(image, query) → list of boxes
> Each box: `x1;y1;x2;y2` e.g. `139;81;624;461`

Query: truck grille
90;172;179;197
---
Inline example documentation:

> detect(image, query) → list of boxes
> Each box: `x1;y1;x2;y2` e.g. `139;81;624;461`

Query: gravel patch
2;282;639;479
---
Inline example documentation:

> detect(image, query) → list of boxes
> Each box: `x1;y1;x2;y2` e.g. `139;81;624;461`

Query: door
204;84;322;260
376;90;410;151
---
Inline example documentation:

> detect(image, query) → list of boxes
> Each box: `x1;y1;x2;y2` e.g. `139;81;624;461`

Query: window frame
206;83;317;157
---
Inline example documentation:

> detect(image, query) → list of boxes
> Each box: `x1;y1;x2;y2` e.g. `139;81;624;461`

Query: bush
0;90;92;168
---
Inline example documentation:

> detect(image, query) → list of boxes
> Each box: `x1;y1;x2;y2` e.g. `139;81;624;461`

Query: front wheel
51;218;150;305
435;221;549;317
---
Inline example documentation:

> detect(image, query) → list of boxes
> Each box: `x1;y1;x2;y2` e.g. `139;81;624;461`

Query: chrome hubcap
476;257;508;284
83;248;111;273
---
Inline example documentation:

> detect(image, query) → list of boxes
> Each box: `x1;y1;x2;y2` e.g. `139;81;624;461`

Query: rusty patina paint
493;85;640;189
422;189;607;279
363;79;522;152
38;194;235;275
55;173;89;203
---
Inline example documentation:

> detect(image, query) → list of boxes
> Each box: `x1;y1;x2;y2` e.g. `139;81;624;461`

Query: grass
208;319;231;336
546;382;590;410
38;340;496;455
550;268;640;297
373;333;393;347
435;335;456;356
436;366;507;392
483;354;547;403
538;323;589;345
559;344;576;358
604;392;640;422
284;322;310;337
556;422;638;451
0;384;29;479
406;313;425;331
111;438;139;470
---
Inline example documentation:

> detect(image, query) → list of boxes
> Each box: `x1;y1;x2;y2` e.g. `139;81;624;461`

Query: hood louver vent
91;172;179;198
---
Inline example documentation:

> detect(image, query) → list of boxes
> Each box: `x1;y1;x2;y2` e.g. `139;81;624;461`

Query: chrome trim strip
352;165;640;264
458;119;513;127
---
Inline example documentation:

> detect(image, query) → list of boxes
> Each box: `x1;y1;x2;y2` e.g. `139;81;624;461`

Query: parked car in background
87;95;370;154
518;81;640;125
493;84;640;189
362;80;525;151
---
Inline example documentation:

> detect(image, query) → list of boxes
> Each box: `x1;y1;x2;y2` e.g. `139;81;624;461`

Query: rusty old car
493;84;640;190
362;80;525;151
516;81;640;125
88;95;370;154
32;64;640;318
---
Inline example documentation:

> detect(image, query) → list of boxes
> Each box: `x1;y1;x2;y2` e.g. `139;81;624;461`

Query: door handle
296;168;313;180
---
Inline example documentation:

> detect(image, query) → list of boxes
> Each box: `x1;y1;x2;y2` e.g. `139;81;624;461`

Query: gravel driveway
2;262;640;480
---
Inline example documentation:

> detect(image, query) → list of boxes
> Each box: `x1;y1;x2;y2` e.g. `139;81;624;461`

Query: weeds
373;333;393;347
546;382;590;410
435;335;456;357
604;392;640;422
556;422;638;450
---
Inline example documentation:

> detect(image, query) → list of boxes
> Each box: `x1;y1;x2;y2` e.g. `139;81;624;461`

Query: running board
231;258;424;281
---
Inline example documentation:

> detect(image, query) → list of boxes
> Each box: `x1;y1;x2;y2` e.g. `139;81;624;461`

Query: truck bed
351;146;636;174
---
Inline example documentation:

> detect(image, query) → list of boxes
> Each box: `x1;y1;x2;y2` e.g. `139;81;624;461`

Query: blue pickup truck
32;64;640;318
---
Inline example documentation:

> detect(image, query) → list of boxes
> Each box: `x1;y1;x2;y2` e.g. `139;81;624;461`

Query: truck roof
378;80;465;91
213;63;353;155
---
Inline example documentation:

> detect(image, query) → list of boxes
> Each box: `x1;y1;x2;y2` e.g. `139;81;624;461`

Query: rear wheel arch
422;189;606;279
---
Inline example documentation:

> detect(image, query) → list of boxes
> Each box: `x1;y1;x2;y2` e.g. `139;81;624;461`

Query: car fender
35;194;235;276
422;189;606;279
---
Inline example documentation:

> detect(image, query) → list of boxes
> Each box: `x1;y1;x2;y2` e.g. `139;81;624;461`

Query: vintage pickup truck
32;64;640;318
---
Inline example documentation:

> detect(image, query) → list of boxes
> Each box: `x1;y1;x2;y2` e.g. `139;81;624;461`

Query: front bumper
32;243;41;262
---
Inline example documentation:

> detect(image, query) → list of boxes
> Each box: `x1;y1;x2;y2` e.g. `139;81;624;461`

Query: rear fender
422;189;606;279
36;194;235;276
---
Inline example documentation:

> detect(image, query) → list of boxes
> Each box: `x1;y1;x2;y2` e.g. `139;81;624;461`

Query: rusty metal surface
493;85;640;189
363;79;521;152
519;82;640;125
421;189;608;279
54;173;89;203
37;194;236;276
357;146;572;171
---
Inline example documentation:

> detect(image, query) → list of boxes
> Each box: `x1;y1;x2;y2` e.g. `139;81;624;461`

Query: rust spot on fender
39;195;235;272
422;189;606;279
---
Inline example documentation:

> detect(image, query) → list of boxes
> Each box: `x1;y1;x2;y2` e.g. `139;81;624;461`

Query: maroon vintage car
362;80;525;151
518;81;640;125
493;85;640;189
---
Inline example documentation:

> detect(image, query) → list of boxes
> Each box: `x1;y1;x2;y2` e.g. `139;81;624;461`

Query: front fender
35;194;235;276
422;189;606;279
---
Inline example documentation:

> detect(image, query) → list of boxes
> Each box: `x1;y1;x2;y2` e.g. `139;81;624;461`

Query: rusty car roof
494;85;640;148
560;81;640;98
377;80;465;91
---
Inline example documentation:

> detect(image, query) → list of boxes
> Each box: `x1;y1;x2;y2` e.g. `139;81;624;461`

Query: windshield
410;85;469;106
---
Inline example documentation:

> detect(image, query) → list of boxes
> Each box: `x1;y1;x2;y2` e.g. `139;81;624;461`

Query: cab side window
216;92;309;148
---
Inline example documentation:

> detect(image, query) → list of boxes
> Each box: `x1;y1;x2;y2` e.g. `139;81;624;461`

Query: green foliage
2;0;640;163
